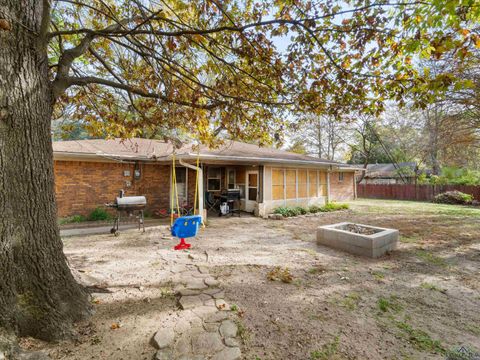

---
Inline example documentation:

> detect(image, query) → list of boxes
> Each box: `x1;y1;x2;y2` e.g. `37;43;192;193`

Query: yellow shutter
298;170;307;198
272;169;285;200
286;170;296;199
309;170;318;197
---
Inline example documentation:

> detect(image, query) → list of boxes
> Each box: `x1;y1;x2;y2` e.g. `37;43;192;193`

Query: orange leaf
110;322;121;330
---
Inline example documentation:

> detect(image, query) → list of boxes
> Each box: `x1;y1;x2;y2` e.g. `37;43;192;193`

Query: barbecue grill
106;190;146;236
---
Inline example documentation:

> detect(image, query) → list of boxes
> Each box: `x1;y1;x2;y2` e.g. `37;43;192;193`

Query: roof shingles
53;138;342;166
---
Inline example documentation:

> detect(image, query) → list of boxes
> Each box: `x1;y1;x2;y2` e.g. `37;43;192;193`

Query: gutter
53;151;157;163
178;153;343;167
337;166;365;171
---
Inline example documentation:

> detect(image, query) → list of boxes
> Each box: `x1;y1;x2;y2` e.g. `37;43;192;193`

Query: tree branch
38;0;51;48
65;76;223;109
51;17;140;99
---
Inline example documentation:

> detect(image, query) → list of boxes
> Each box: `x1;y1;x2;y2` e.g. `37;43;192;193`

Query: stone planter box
316;222;398;258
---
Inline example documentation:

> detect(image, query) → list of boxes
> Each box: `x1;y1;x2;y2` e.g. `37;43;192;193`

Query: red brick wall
54;160;170;217
329;171;355;201
136;163;170;214
187;168;198;208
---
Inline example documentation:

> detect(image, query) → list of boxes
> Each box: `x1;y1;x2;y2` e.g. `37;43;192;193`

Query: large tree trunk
0;0;91;342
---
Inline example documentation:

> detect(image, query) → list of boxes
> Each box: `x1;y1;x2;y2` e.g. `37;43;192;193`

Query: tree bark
0;0;91;341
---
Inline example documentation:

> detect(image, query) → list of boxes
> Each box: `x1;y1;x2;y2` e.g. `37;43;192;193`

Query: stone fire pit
317;222;398;258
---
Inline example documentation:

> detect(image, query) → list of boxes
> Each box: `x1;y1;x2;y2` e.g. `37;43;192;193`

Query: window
236;169;246;198
286;169;296;199
207;167;221;191
298;170;308;198
227;169;236;189
174;167;187;206
309;170;318;197
272;169;284;200
319;171;327;196
248;172;258;201
271;168;326;200
238;185;246;199
338;172;344;182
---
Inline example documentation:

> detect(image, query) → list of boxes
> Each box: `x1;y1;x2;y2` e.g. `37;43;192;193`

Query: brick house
53;138;358;218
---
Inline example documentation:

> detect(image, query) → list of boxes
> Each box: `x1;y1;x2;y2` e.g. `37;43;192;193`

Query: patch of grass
230;304;238;312
310;335;340;360
400;234;421;244
466;324;480;336
322;202;349;211
420;282;447;293
351;199;480;217
308;265;326;275
371;270;385;281
340;292;361;311
235;319;250;344
58;214;87;225
267;266;293;283
292;279;304;287
415;250;448;267
395;320;445;354
159;282;175;298
304;248;318;257
377;296;402;313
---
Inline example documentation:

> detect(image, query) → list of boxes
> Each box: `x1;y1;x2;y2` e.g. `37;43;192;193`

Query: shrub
273;203;348;217
322;202;350;212
58;214;86;225
433;191;473;205
273;206;306;217
88;207;111;221
309;205;322;213
419;167;480;186
273;206;292;217
295;206;308;215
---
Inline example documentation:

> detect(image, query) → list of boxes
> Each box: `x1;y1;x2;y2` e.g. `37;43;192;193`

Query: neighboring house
359;162;418;184
53;138;358;218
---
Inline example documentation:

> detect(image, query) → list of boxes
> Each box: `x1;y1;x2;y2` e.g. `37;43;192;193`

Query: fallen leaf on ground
110;323;122;330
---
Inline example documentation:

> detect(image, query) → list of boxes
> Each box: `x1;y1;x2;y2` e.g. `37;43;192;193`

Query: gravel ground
23;199;480;360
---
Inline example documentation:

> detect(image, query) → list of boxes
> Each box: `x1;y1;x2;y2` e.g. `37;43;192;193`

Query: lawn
25;199;480;359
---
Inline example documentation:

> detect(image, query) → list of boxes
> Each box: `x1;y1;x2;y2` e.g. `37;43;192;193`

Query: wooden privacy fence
357;184;480;202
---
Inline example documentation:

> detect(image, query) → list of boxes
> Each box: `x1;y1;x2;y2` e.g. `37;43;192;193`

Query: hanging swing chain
171;152;181;226
193;146;200;216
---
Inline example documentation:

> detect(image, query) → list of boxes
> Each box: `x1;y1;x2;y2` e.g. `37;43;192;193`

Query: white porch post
178;159;205;221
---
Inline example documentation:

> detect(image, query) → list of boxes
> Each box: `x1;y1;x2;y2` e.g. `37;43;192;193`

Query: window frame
227;168;236;189
207;167;222;191
272;168;286;201
172;167;188;206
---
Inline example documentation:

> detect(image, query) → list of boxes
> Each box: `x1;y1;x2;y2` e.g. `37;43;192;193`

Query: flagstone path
151;251;242;360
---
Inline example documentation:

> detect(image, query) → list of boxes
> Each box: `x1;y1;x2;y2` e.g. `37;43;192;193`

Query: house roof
52;138;349;168
364;162;417;178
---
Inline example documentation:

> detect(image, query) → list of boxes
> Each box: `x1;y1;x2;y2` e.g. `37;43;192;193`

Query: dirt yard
24;199;480;359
